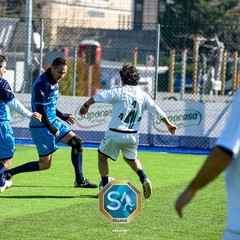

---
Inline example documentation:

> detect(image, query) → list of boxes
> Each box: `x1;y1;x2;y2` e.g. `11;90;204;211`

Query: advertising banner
12;94;231;140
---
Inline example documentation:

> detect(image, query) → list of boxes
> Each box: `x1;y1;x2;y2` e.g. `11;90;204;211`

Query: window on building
158;0;166;23
134;0;143;29
88;10;105;18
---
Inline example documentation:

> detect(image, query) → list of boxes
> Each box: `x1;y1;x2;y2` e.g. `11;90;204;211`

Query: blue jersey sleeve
0;79;15;103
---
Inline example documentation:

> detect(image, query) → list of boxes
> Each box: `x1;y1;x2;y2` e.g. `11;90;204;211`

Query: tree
162;0;240;26
1;0;47;18
190;0;239;25
160;0;240;50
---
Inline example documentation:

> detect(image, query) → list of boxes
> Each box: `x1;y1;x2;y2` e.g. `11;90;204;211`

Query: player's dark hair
119;64;140;86
0;55;7;68
52;57;67;68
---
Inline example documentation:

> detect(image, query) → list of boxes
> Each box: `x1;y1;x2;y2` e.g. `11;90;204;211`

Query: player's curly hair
0;55;7;68
119;64;140;86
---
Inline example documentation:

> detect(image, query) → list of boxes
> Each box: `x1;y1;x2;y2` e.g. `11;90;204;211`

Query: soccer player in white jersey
175;88;240;239
0;55;41;193
80;64;177;199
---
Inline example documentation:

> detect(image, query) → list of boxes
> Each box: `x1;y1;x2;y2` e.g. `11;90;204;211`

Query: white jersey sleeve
93;87;119;104
7;98;33;119
215;89;240;155
144;94;167;119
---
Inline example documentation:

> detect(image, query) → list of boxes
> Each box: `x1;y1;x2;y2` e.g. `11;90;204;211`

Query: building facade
41;0;133;29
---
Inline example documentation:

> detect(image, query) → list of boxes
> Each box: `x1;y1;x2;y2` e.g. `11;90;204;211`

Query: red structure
78;40;101;64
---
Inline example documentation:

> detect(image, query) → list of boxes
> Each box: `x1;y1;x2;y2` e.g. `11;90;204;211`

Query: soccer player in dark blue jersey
5;57;97;188
0;55;42;193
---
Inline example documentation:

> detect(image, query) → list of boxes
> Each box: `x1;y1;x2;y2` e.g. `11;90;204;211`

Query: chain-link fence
1;17;238;150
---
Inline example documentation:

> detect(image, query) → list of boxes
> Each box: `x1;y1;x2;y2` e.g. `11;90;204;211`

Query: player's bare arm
175;146;233;218
64;114;75;125
56;110;75;125
31;112;42;122
161;117;177;135
79;97;95;116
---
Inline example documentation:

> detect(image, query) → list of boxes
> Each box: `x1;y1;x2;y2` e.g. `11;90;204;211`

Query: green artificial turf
0;145;225;240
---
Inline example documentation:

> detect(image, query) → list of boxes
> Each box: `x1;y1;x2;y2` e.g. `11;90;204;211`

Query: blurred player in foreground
175;88;240;240
5;57;97;189
0;54;42;193
80;63;177;199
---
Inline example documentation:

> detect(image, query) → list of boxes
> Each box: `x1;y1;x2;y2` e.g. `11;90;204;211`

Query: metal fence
1;17;238;150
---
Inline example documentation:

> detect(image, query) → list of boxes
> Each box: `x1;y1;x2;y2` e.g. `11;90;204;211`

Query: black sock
137;170;147;184
0;162;5;186
102;176;109;187
71;150;84;183
68;137;84;183
5;161;39;176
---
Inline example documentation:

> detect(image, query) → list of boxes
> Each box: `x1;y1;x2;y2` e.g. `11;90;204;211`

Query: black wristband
56;109;68;121
84;103;89;108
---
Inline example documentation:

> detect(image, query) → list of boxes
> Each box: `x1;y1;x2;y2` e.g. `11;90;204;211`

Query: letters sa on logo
99;180;142;223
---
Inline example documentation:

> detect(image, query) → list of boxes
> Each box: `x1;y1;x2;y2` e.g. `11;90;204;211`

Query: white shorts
98;129;139;160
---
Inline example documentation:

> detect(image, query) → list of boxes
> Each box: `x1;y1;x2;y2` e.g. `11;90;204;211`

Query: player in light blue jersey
0;55;41;193
5;57;97;189
80;64;177;199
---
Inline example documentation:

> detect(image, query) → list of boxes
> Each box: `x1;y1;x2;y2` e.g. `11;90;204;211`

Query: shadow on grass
0;194;97;199
8;185;93;188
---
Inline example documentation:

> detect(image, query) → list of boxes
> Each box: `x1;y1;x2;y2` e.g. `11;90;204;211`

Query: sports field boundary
15;139;210;155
